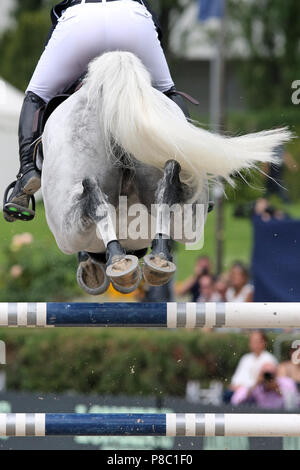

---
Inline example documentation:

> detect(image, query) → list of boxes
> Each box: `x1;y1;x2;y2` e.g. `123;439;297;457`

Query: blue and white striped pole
0;302;300;328
1;413;300;437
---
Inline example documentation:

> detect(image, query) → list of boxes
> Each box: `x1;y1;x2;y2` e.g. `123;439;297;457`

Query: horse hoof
77;257;110;296
111;271;142;294
143;254;176;286
106;255;142;294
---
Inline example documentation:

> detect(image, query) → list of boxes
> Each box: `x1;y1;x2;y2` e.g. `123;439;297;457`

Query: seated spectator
226;262;253;302
176;255;213;301
231;363;300;409
278;345;300;390
197;275;222;302
214;274;229;302
254;198;291;222
230;330;277;391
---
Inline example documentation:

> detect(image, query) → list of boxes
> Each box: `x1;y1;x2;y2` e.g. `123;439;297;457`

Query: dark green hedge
0;329;277;396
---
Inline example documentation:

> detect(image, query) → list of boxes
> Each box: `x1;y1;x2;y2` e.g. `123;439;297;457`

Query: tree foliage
0;9;51;91
228;0;300;109
12;0;55;18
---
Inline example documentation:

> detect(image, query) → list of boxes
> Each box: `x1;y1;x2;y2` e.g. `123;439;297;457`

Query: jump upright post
1;413;300;437
0;302;300;328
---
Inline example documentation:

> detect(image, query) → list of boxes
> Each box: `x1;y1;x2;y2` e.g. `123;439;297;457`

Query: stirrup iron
3;181;36;221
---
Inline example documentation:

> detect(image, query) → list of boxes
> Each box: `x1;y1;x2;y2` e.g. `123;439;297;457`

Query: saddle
32;93;71;167
32;77;85;169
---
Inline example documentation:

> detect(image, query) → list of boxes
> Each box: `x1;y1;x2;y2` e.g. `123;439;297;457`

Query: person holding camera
230;331;277;391
222;330;277;403
176;256;214;301
231;362;299;409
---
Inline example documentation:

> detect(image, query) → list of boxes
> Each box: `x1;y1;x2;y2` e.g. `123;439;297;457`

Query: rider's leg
109;5;190;119
4;20;59;222
3;9;91;221
3;21;58;221
108;1;174;94
3;91;46;222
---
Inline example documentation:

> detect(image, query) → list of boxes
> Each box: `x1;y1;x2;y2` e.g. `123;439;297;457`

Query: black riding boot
164;86;190;119
3;91;46;222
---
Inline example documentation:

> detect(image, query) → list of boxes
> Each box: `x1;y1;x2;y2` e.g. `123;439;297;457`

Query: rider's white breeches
26;0;174;103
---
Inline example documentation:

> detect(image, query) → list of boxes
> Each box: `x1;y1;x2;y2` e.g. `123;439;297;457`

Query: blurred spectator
231;362;299;409
264;145;298;203
0;370;6;392
230;331;277;391
197;275;222;302
225;262;253;302
214;274;229;302
278;345;300;390
176;255;213;301
254;198;290;222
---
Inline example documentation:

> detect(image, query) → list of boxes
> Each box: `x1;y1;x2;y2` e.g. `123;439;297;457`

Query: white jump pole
0;302;300;328
0;413;300;437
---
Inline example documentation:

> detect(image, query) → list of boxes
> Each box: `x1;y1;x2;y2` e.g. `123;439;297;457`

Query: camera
263;372;275;381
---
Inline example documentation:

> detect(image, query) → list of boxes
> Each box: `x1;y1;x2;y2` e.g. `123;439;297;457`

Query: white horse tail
84;51;292;194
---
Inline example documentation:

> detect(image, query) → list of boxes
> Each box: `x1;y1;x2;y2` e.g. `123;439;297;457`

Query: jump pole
0;302;300;328
1;413;300;437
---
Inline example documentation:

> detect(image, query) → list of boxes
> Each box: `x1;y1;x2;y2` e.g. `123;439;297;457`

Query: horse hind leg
143;160;189;287
67;178;108;296
80;177;142;294
77;250;110;296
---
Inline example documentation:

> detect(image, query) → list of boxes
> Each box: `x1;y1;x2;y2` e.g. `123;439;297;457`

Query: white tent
0;78;24;209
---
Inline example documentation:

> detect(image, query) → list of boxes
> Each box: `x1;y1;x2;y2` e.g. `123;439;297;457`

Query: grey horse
41;51;291;295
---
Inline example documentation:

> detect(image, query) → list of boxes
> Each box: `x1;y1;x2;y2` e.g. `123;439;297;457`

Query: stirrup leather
3;181;36;221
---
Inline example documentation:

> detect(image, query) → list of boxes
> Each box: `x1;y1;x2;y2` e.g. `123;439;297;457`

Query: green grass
0;201;58;264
